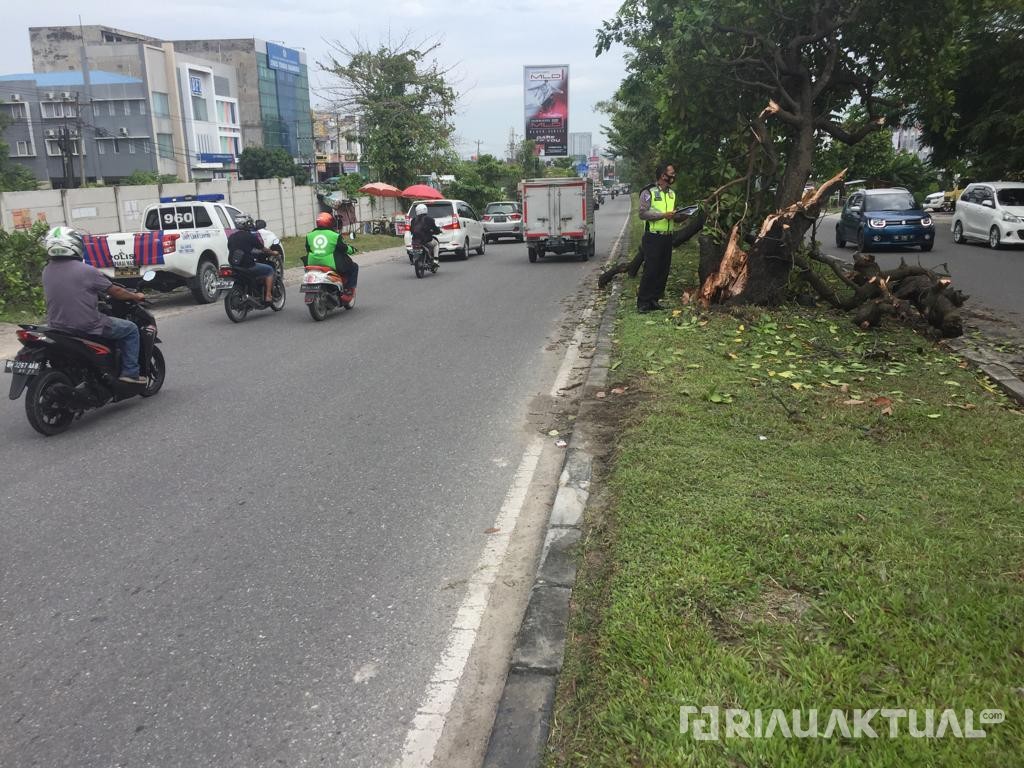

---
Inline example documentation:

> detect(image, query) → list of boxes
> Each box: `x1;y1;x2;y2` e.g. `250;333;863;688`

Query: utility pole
76;93;86;188
475;139;482;160
60;105;71;189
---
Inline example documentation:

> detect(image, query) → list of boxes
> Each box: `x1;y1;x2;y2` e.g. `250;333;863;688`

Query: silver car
482;201;524;243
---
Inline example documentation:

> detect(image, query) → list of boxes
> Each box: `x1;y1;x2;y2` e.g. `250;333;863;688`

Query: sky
2;0;630;159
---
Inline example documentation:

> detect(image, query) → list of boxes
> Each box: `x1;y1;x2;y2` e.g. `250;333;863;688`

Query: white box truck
522;177;596;263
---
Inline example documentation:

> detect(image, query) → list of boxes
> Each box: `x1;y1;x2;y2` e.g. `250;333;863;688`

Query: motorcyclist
227;215;276;304
304;212;359;300
40;226;147;384
409;203;441;266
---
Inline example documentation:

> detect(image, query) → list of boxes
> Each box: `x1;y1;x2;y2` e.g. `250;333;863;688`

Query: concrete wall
0;180;319;237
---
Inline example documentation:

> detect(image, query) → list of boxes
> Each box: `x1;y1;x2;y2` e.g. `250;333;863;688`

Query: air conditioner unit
118;127;129;137
45;92;55;100
45;129;56;137
9;94;21;101
61;92;72;99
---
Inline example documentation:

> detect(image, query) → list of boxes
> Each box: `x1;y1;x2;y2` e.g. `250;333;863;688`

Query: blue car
836;188;935;252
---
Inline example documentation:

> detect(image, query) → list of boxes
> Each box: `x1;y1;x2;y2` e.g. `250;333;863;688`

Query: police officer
636;162;677;313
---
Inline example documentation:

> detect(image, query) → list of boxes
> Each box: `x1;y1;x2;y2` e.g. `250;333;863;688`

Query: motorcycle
5;272;165;436
215;254;286;323
409;241;439;279
301;265;355;320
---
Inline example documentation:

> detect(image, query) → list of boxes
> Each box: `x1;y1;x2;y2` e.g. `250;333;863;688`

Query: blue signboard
189;76;202;96
266;43;302;75
197;153;235;165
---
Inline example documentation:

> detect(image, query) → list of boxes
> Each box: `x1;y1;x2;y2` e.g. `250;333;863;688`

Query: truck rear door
556;181;586;239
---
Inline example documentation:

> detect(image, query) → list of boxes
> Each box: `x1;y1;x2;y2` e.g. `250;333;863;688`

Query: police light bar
159;194;225;203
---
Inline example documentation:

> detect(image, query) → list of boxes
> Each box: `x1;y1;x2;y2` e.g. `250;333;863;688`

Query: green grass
547;216;1024;766
278;232;403;269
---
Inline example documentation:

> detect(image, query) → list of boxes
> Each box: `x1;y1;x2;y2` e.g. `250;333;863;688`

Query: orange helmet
316;212;335;228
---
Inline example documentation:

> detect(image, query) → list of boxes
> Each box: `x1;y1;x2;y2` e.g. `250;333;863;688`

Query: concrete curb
481;264;623;768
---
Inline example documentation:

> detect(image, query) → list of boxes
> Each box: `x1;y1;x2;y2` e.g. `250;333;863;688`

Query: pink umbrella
400;184;444;200
358;181;402;198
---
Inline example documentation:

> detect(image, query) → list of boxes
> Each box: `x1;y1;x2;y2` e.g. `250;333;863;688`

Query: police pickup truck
81;194;285;304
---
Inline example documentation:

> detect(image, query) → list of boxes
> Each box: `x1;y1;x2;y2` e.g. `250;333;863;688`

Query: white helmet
415;203;428;216
44;226;86;260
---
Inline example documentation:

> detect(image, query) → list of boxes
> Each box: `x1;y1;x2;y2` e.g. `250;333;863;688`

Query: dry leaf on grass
843;399;865;406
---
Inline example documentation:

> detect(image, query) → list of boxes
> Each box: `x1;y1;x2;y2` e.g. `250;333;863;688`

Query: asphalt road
0;197;632;767
818;212;1024;322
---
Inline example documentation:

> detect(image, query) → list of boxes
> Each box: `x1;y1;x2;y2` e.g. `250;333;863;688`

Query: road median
546;232;1024;765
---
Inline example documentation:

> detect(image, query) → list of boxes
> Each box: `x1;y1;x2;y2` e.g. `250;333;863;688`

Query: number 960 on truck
81;194;285;304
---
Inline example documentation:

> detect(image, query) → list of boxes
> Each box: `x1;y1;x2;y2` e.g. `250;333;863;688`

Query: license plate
4;359;41;376
299;284;322;293
213;278;235;291
114;267;140;278
493;216;507;222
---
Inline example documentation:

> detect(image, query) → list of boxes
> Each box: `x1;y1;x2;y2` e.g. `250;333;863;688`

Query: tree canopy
238;147;308;184
321;36;457;187
596;0;989;215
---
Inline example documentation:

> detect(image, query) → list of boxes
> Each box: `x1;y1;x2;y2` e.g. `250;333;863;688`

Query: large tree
238;146;308;184
321;36;457;187
597;0;984;305
915;7;1024;181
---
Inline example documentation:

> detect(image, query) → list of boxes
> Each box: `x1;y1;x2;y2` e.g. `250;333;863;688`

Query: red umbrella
400;184;444;200
358;181;402;197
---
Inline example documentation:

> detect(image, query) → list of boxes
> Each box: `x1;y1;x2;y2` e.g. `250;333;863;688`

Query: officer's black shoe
637;303;653;314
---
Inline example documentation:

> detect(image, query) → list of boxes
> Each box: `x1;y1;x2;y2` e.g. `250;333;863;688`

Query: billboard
266;43;302;75
524;65;568;156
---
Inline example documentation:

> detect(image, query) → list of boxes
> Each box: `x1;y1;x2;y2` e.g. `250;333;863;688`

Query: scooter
409;241;439;279
5;272;165;436
216;255;286;323
301;265;355;320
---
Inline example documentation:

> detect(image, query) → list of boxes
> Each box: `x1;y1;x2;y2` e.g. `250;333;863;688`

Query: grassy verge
547;215;1024;765
279;232;404;269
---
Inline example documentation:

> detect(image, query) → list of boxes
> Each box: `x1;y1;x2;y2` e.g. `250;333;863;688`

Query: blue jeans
250;263;275;279
105;317;141;377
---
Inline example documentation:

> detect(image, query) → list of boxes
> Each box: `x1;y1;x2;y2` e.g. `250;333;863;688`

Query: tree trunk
699;169;846;307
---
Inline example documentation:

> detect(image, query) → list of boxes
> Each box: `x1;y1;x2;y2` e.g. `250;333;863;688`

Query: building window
112;140;120;154
124;101;131;116
152;92;170;118
98;141;106;155
129;140;136;154
108;101;116;116
143;140;151;154
15;140;30;156
2;103;28;120
93;103;101;117
191;95;209;122
138;100;146;116
42;102;75;119
156;133;174;160
45;139;80;156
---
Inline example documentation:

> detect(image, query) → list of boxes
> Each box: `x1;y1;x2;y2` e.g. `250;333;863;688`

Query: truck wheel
528;248;537;263
189;258;219;304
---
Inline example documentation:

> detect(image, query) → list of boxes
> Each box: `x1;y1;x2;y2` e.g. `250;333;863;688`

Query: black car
836;188;935;252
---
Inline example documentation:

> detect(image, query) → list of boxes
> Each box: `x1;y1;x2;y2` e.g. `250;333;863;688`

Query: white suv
951;182;1024;249
403;199;486;260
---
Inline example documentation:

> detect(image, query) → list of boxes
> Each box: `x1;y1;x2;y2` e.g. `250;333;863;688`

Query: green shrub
0;222;49;317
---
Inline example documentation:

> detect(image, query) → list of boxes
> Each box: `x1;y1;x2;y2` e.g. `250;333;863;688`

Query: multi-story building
1;71;160;188
568;132;592;162
312;111;361;179
27;26;311;177
170;38;313;162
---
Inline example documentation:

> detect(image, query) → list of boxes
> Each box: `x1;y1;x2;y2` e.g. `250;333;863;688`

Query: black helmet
235;214;257;232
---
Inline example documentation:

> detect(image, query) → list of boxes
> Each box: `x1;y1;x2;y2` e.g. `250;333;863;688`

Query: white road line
548;214;632;398
395;436;545;768
395;209;633;768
